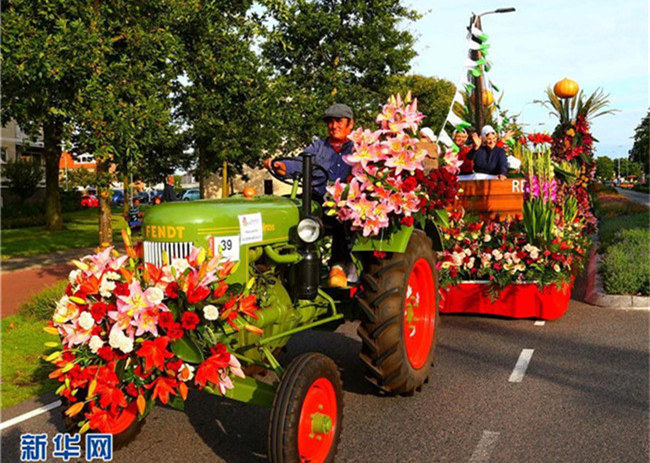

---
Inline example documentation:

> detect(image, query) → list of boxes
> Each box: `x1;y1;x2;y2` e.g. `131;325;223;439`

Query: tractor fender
351;226;413;253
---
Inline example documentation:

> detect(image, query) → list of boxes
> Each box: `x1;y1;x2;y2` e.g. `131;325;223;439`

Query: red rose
166;323;184;341
400;216;414;227
90;302;108;322
114;282;129;296
165;282;180;299
125;383;139;397
402;176;418;192
181;312;200;330
97;346;115;362
158;312;175;329
373;251;387;259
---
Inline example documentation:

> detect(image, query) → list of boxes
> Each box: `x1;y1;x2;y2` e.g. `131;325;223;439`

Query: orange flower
136;337;173;371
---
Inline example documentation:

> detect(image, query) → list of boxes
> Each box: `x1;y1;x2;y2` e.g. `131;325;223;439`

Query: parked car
80;194;99;208
182;189;200;201
111;189;124;206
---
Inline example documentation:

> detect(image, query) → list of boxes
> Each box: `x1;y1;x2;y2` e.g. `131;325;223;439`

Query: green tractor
141;153;442;463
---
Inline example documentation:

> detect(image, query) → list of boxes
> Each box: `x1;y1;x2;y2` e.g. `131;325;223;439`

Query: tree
595;156;615;181
2;0;102;230
2;158;43;201
628;109;649;174
263;0;419;148
173;1;280;195
386;74;455;134
66;169;98;191
72;1;182;246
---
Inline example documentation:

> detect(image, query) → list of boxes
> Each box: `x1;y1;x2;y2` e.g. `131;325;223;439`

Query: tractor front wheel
268;353;343;463
357;229;439;395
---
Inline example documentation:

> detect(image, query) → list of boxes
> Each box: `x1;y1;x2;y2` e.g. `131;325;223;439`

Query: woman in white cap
468;125;508;180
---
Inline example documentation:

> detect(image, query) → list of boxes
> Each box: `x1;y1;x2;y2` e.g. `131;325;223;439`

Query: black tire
61;395;145;450
356;229;439;395
268;353;344;463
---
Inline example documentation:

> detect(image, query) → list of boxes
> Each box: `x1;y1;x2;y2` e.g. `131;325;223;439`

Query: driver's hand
264;158;287;176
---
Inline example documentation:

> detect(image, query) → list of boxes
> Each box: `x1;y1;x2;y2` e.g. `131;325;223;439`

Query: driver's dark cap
322;104;353;121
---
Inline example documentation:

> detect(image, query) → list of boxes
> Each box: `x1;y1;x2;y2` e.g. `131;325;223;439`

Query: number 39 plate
210;235;240;262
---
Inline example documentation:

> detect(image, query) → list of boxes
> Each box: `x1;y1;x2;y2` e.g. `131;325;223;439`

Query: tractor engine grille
143;241;194;267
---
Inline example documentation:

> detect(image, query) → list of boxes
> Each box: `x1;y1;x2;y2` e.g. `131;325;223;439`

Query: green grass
1;208;129;260
1;312;61;408
600;229;650;295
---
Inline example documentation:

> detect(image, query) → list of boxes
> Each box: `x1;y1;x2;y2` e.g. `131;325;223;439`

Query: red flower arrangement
46;239;258;434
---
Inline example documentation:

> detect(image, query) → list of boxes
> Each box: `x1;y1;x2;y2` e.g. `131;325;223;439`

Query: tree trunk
122;172;130;219
198;145;207;198
97;162;113;248
43;121;64;230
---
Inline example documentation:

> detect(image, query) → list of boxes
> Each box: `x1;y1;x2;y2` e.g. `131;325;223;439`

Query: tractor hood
142;196;300;246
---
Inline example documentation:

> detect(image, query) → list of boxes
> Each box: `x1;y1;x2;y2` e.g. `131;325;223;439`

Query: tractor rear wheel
268;353;343;463
356;229;439;395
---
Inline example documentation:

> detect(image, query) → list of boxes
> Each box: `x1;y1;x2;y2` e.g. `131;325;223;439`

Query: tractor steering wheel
268;156;330;189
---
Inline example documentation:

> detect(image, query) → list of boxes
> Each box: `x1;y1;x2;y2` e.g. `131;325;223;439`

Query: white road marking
0;400;61;431
468;430;500;463
509;348;535;383
534;321;546;326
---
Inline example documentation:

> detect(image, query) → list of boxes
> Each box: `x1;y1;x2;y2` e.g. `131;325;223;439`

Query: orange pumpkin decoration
243;187;257;197
553;78;579;99
481;89;494;106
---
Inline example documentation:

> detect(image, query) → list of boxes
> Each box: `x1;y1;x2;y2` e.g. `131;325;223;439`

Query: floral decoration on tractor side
45;232;260;434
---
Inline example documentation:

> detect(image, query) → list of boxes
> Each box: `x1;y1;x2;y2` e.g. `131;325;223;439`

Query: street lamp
468;7;516;131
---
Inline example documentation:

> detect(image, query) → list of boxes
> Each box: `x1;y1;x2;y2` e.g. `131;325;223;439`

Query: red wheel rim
98;401;138;435
297;377;337;463
403;258;436;369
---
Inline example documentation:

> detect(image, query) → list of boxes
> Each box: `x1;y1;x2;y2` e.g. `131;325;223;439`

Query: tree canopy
595;156;615;181
263;0;420;147
628;109;649;174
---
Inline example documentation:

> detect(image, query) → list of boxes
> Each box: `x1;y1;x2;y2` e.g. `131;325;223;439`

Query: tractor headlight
297;217;322;243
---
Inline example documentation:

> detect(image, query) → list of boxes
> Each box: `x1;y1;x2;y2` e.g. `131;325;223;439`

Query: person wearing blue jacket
468;125;508;180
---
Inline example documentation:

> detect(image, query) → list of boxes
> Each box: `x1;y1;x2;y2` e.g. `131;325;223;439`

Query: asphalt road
2;300;648;463
616;187;650;207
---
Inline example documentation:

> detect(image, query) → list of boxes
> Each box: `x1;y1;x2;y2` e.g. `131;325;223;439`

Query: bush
632;184;649;194
1;201;45;229
2;158;43;200
19;279;68;320
60;189;83;213
600;229;650;295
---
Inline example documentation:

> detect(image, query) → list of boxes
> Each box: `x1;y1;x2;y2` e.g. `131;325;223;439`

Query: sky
405;0;648;159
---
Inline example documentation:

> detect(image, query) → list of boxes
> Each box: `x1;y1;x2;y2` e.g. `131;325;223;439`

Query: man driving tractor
264;103;356;287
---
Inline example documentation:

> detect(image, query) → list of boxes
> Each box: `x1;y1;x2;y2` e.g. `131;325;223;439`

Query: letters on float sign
144;225;185;239
511;179;526;193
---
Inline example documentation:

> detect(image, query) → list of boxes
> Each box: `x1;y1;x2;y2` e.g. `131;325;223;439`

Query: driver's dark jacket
287;138;354;197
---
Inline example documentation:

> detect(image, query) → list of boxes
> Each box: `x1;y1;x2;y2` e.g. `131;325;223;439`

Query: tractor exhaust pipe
296;152;318;300
301;152;312;218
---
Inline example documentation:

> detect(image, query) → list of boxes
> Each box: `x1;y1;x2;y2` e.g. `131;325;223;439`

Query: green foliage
263;0;419;148
627;109;649;173
66;169;97;190
600;229;650;295
598;212;648;252
1;313;60;408
615;158;644;179
535;86;618;125
2;158;43;200
172;0;276;185
386;74;455;134
632;184;649;194
1;0;105;229
595;156;615;180
20;280;68;320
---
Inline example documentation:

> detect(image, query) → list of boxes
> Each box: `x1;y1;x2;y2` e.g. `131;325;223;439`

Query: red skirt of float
439;279;574;320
